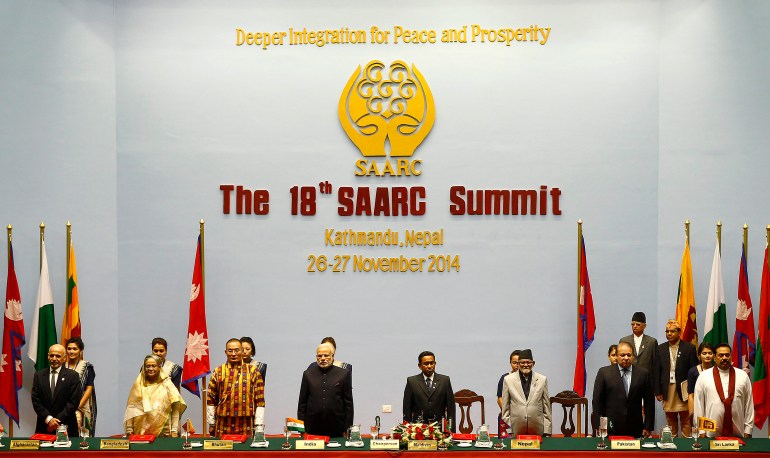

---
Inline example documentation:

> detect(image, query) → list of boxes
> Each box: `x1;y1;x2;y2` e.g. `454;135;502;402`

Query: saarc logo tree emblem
339;60;435;157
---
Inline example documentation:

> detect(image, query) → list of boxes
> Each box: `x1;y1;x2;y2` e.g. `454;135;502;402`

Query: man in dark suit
402;351;456;431
656;319;698;437
31;344;82;438
619;311;658;376
297;343;354;438
592;342;654;437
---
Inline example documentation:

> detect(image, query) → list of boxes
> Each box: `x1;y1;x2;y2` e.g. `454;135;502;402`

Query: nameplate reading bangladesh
10;440;40;450
100;439;130;450
710;440;739;450
511;439;540;449
295;440;325;450
204;440;233;450
611;439;640;450
370;439;400;450
408;440;438;450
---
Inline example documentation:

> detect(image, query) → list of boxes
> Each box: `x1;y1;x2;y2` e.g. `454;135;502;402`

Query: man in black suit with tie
31;344;82;437
655;320;698;437
592;342;654;437
403;351;456;431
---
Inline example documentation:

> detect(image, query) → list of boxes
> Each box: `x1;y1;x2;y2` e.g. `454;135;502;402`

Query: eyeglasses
226;349;242;354
518;360;533;366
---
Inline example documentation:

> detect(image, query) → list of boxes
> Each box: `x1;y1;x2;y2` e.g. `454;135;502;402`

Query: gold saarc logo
339;61;435;157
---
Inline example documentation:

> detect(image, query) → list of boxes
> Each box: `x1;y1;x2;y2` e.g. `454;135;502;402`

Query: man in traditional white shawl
693;343;754;438
124;355;186;437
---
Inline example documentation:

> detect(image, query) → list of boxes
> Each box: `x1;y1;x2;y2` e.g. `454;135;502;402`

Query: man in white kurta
692;343;754;438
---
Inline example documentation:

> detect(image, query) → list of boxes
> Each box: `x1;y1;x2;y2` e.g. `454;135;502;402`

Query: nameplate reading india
204;440;234;450
296;440;325;450
100;439;131;450
511;439;541;449
711;440;740;450
408;440;438;451
10;440;40;450
370;439;400;450
611;439;640;450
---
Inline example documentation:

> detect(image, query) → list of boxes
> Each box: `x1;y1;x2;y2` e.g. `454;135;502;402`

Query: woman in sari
124;355;186;437
64;337;97;435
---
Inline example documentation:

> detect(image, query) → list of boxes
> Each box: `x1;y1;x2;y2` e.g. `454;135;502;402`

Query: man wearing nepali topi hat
501;349;552;436
619;311;658;375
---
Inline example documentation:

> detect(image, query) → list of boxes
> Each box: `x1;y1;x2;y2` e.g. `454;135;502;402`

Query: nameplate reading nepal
219;184;562;216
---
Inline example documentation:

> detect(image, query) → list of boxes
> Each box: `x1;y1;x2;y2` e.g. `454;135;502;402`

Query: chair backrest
454;389;485;434
549;390;588;437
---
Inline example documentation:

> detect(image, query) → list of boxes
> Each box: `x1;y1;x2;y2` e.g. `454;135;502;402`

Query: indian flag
703;241;728;347
27;241;58;370
286;418;305;433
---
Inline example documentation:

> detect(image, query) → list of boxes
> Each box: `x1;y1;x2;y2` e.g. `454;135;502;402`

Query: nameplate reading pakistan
295;440;325;450
370;439;400;450
711;440;739;450
10;440;40;450
611;439;640;450
99;439;130;450
511;439;541;449
204;440;233;450
408;440;438;450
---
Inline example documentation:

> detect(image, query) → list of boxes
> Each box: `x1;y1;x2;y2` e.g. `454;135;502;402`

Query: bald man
31;344;83;437
297;343;354;437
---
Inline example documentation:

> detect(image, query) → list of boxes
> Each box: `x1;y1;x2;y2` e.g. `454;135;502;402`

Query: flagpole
200;219;206;439
64;221;71;345
7;225;13;439
576;219;583;436
40;222;45;271
743;224;748;258
685;220;690;243
716;221;721;255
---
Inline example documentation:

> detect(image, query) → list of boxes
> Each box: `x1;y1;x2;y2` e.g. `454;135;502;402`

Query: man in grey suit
402;351;456;431
501;349;552;436
619;312;658;376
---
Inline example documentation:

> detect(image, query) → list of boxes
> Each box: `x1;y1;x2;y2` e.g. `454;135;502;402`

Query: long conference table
1;437;768;456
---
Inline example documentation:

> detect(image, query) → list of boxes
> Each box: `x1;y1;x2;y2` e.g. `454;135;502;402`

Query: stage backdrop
1;0;769;436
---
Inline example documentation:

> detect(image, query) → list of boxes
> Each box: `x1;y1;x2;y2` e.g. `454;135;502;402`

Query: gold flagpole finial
716;221;722;254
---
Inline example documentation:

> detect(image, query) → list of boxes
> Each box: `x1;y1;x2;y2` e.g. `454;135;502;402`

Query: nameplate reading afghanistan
10;440;40;450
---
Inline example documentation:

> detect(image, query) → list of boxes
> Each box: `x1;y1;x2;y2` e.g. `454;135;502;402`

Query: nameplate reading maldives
711;440;739;450
611;439;640;450
100;439;130;450
10;440;40;450
511;439;540;449
204;440;233;450
370;439;400;450
295;439;325;449
408;440;438;450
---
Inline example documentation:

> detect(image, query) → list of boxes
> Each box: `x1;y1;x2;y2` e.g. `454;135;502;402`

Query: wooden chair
549;390;589;437
454;389;485;434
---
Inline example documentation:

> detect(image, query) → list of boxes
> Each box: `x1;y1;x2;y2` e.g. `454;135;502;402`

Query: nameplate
710;440;739;450
408;440;437;451
204;440;233;450
370;439;400;450
511;439;541;449
10;440;40;450
100;439;130;450
295;440;325;450
611;439;640;449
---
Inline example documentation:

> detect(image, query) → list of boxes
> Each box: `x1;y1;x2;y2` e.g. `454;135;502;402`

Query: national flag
181;235;210;396
696;416;717;432
676;239;698;346
286;417;305;433
83;415;93;437
27;241;57;370
572;236;596;396
733;242;756;371
703;242;728;347
0;241;26;425
61;241;81;343
182;418;195;435
752;246;770;428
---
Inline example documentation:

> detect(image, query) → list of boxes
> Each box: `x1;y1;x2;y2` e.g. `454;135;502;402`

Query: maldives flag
733;243;756;371
752;246;770;428
181;236;210;396
0;241;25;425
572;236;596;396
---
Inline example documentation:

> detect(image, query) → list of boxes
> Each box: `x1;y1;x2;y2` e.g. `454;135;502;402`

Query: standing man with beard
297;343;354;437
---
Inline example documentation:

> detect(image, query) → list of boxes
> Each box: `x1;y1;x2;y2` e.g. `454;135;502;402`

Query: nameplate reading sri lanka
10;440;40;450
611;439;640;450
204;440;233;450
100;439;130;450
370;439;400;450
295;440;325;449
711;440;739;450
408;440;437;450
511;439;540;449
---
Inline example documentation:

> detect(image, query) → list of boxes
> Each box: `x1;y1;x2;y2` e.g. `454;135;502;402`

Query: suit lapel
417;376;430;397
513;373;526;401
